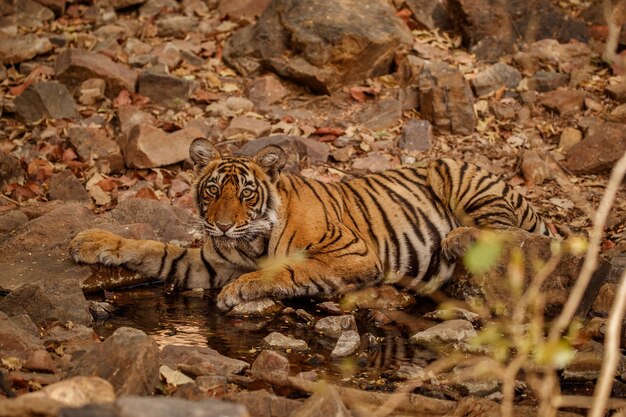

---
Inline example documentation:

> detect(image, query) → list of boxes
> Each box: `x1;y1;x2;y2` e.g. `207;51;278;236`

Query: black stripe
157;246;169;277
201;248;216;288
167;249;187;282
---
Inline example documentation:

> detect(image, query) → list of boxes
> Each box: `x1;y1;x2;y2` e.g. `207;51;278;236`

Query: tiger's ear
190;138;220;168
253;145;287;180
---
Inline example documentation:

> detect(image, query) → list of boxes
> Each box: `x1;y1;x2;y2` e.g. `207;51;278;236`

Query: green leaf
463;238;503;274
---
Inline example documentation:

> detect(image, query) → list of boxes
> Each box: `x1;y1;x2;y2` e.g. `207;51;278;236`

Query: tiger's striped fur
70;138;552;310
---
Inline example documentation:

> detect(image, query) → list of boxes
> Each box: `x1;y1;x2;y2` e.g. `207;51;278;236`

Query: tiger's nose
216;222;234;232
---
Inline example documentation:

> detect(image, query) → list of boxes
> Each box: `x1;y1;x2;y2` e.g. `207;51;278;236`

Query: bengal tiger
70;138;553;310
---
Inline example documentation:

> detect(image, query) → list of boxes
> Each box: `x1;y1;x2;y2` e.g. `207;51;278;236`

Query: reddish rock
419;61;476;134
55;49;137;98
251;350;290;376
539;89;585;115
521;150;551;185
14;81;78;123
48;170;90;202
218;0;270;23
246;74;288;111
223;116;271;138
0;34;52;65
117;104;156;135
137;70;193;107
0;314;45;362
565;122;626;174
67;126;124;173
160;344;249;376
121;124;204;169
605;81;626;103
471;63;521;97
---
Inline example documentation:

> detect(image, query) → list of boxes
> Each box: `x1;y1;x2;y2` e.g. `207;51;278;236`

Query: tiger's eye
241;189;254;199
204;185;219;197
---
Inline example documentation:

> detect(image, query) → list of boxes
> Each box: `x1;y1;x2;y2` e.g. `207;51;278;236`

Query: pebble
330;330;361;359
315;315;357;339
262;332;309;352
558;127;582;154
409;320;477;349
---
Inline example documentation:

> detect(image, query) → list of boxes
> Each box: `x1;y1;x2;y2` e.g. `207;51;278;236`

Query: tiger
70;138;554;311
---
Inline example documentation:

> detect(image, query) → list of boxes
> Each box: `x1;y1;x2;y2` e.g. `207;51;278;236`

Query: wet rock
251;350;290;376
67;126;124;174
409;320;477;349
423;307;482;325
235;135;329;172
591;283;617;316
357;98;403;131
137;70;193;108
315;315;357;339
262;332;309;352
246;74;288;111
316;301;344;315
351;153;392;173
559;127;582;154
223;116;271;138
419;61;476;134
120;124;204;169
521;150;551;186
14;81;77;123
0;210;29;235
342;285;415;310
55;49;138;98
156;15;198;38
68;327;159;395
78;78;106;105
218;0;271;24
48;170;90;202
0;151;25;189
330;330;360;359
229;298;283;317
160;344;249;376
291;386;350;417
0;34;52;65
539;89;585;116
471;63;521;97
21;376;115;407
0;279;92;326
527;70;569;92
225;390;301;417
224;0;412;94
565;122;626;174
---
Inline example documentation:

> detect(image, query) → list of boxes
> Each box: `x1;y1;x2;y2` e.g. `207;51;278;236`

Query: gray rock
450;359;501;396
521;150;551;186
137;70;194;108
398;119;432;151
19;376;115;408
514;39;592;75
67;126;124;173
226;96;255;113
351;153;392;173
48;170;90;203
419;61;476;135
262;332;309;352
0;279;92;326
0;314;47;364
43;323;100;356
224;0;412;93
0;34;53;65
55;49;138;98
156;15;198;38
527;70;569;92
565;122;626;174
246;74;288;111
223;116;271;138
139;0;180;18
357;98;402;131
78;78;106;105
315;315;357;339
405;0;453;31
330;330;360;359
218;0;271;23
119;396;249;417
160;344;249;376
290;385;351;417
409;320;477;348
471;63;521;97
251;349;290;376
591;283;617;316
14;81;78;123
539;88;584;115
68;327;159;395
228;298;283;317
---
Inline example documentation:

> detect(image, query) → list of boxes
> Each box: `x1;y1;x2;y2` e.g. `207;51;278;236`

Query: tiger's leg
216;237;382;310
70;229;214;290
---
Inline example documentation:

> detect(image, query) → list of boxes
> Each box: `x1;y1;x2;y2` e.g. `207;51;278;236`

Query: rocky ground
1;0;626;416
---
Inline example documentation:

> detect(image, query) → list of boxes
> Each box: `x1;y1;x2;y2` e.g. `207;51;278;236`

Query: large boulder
223;0;412;94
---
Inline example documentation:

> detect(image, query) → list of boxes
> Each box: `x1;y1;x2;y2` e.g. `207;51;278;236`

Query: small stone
251;350;290;376
605;82;626;103
584;97;603;113
121;124;205;169
423;307;482;325
55;48;138;98
48;170;90;202
451;359;501;396
608;103;626;123
562;341;625;381
0;34;53;64
527;70;569;92
223;116;271;138
0;151;25;189
78;78;106;105
160;345;249;376
490;101;519;121
226;96;255;113
152;42;181;69
109;0;146;10
565;122;626;174
14;81;77;123
156;15;198;38
591;283;617;316
160;365;194;386
330;330;360;359
539;89;585;115
117;104;157;135
409;320;477;349
521;150;551;185
295;370;318;381
262;332;309;352
246;74;288;111
398;119;432;151
137;70;194;108
331;146;354;162
559;127;582;154
316;301;344;315
67;126;124;173
229;298;283;317
315;315;357;339
351;153;392;173
342;285;415;310
0;211;29;234
471;63;521;97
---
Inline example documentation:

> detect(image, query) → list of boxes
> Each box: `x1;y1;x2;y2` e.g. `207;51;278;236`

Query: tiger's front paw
441;226;481;262
216;270;291;311
69;229;125;266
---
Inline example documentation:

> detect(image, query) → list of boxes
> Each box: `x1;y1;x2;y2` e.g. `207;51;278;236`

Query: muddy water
90;285;437;391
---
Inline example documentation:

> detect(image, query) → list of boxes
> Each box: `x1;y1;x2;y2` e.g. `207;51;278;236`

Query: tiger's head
189;138;286;241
